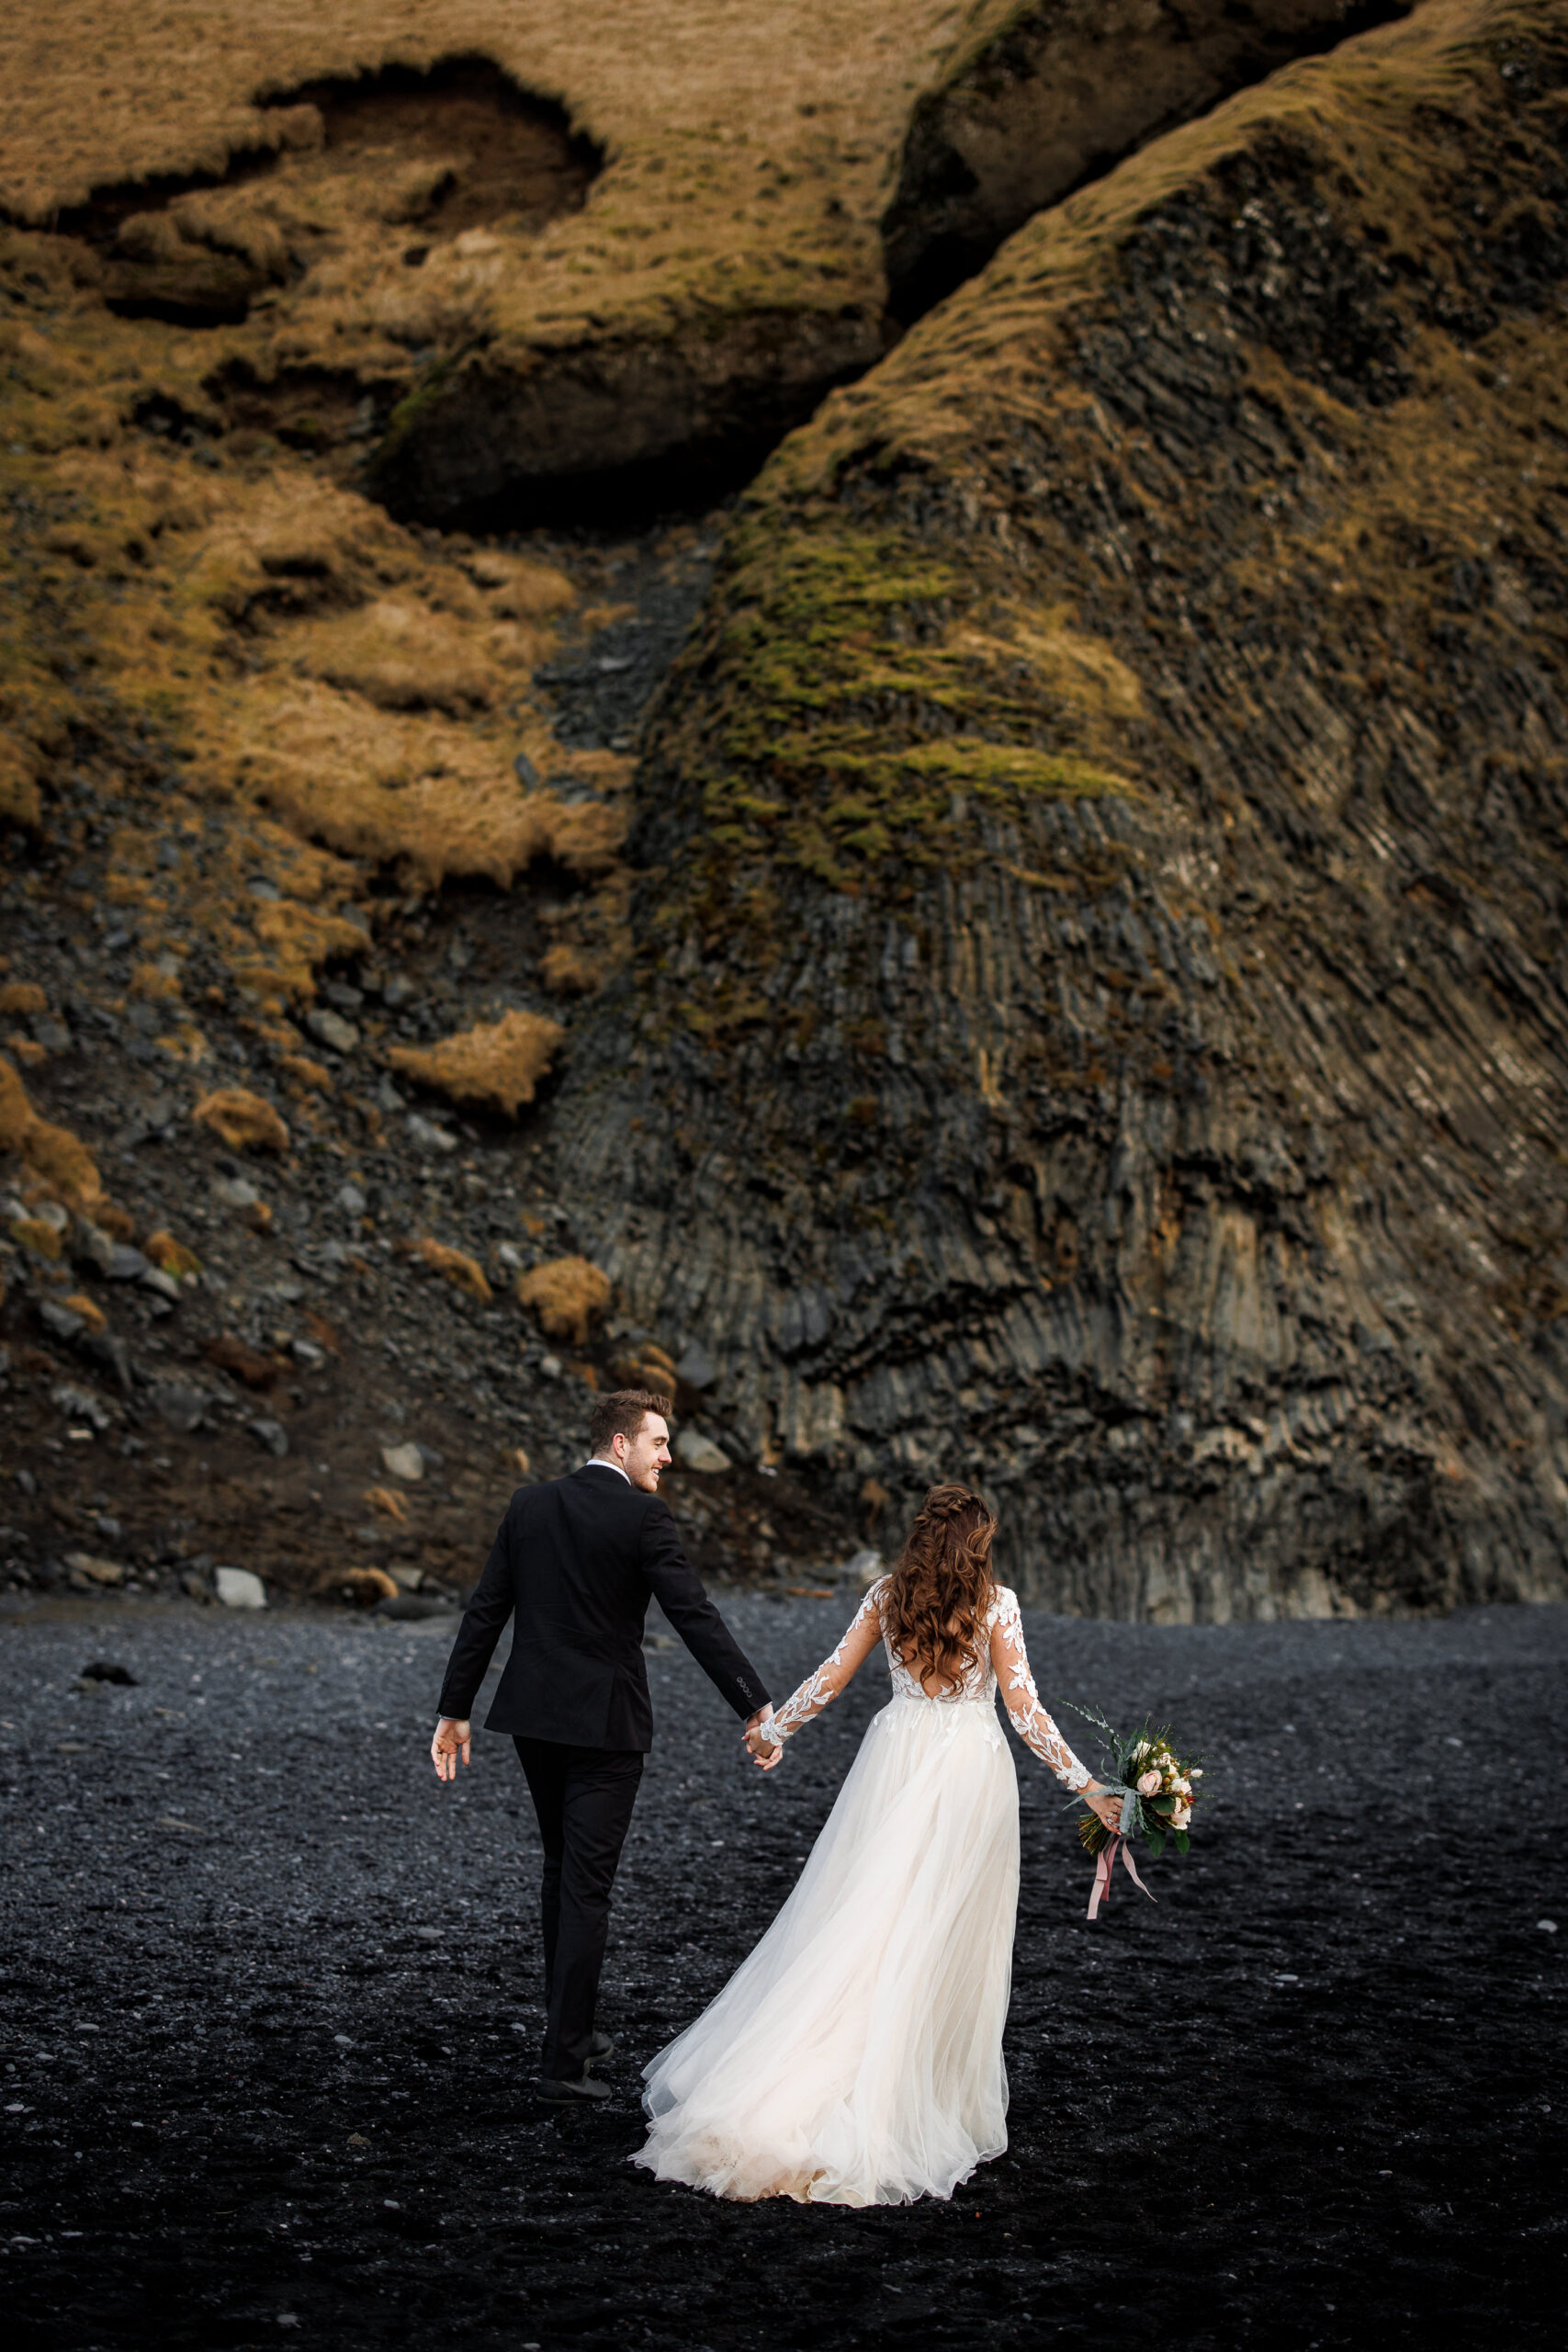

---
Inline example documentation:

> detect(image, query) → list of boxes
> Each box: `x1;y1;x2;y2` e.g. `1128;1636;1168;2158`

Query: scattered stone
291;1338;326;1371
405;1113;457;1155
106;1246;150;1280
151;1384;209;1433
203;1333;283;1390
80;1660;138;1686
39;1299;87;1343
380;976;414;1012
538;1354;563;1379
64;1551;126;1586
381;1442;424;1482
59;1291;107;1333
212;1175;262;1209
675;1430;731;1475
496;1241;523;1271
373;1592;455;1620
675;1340;716;1390
179;1569;211;1600
336;1183;367;1216
73;1221;118;1274
306;1008;359;1055
247;1419;289;1457
193;1088;290;1153
414;1442;445;1471
846;1546;884;1588
140;1267;183;1303
214;1566;267;1610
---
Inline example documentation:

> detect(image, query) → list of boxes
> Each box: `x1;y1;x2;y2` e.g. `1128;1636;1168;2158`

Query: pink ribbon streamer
1086;1832;1157;1920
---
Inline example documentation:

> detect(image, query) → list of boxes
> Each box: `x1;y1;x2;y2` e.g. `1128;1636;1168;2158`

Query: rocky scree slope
558;0;1568;1620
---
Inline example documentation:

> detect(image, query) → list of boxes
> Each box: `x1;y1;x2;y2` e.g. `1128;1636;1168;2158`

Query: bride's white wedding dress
632;1577;1092;2207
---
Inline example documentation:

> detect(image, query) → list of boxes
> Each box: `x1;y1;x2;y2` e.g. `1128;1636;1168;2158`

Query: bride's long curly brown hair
882;1484;998;1694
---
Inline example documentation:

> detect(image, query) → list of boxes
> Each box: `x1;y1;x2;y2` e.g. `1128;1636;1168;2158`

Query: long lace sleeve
990;1590;1091;1788
765;1582;887;1745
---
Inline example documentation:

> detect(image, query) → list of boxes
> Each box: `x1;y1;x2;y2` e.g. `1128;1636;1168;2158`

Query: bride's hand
1085;1785;1122;1832
743;1712;784;1770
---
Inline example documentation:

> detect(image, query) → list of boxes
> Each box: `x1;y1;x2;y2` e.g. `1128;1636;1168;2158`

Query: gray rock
406;1113;457;1156
152;1385;209;1434
291;1339;326;1371
51;1383;113;1432
337;1183;367;1217
246;1419;289;1458
381;1441;424;1481
675;1430;731;1475
72;1222;118;1274
381;976;414;1011
213;1175;262;1208
845;1547;884;1589
107;1247;150;1282
31;1015;73;1052
305;1008;359;1055
214;1566;267;1610
140;1267;182;1303
39;1300;87;1344
675;1340;716;1390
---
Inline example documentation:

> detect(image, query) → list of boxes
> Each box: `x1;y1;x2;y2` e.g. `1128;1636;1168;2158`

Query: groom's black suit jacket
436;1464;770;1749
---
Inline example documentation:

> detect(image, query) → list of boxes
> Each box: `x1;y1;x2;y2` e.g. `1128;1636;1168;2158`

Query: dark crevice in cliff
883;0;1416;325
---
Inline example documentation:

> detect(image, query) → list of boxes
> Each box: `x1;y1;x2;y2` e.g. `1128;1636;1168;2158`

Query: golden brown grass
413;1236;492;1303
515;1254;612;1344
0;3;980;386
389;1008;564;1115
192;1087;291;1152
0;1054;107;1213
144;1230;201;1277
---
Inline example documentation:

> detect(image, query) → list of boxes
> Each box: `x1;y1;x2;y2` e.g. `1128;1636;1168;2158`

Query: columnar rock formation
558;0;1568;1617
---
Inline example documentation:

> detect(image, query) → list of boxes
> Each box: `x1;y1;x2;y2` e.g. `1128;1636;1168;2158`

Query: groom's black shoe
586;2031;615;2065
537;2071;612;2104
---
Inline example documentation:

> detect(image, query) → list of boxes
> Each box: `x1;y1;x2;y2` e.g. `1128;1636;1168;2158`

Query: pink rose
1136;1770;1161;1797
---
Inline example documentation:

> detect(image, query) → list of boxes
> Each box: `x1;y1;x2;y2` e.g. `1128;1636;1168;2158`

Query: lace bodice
764;1579;1091;1788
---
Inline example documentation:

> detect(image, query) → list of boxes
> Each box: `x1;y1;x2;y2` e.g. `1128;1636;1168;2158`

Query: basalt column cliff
558;0;1568;1618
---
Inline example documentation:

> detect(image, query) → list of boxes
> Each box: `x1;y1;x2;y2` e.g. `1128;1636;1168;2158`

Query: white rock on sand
214;1566;266;1610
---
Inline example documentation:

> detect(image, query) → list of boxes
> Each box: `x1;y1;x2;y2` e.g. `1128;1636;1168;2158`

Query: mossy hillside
660;518;1147;911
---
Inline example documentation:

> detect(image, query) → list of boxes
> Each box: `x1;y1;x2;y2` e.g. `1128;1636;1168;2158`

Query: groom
431;1388;774;2102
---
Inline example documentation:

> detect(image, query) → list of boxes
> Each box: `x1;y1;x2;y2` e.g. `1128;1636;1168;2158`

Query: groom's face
620;1412;672;1493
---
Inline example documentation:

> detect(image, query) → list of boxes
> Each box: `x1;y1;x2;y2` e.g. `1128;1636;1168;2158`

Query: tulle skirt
633;1693;1021;2206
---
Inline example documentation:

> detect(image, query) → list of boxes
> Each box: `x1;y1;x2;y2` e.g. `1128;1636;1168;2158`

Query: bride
632;1483;1124;2207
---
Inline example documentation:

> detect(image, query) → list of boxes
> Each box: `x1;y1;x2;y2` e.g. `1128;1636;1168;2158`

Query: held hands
743;1707;784;1771
431;1717;472;1781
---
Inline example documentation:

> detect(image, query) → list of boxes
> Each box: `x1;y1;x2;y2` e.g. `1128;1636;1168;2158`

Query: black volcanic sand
2;1589;1563;2350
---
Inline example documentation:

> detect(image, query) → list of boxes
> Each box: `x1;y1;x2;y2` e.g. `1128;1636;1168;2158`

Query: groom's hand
431;1717;471;1781
743;1707;783;1770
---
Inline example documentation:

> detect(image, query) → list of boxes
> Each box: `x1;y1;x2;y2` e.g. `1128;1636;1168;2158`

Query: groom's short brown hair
589;1387;671;1453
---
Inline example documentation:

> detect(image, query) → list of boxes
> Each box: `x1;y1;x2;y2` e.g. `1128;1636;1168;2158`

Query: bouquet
1064;1704;1204;1919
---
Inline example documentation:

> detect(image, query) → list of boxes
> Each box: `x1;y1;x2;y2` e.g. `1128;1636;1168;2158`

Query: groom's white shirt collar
584;1456;630;1483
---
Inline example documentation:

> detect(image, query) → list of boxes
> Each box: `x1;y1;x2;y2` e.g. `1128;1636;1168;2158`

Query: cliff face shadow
21;53;602;328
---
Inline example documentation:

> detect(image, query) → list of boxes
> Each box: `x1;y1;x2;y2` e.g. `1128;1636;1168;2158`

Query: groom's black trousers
514;1736;643;2080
